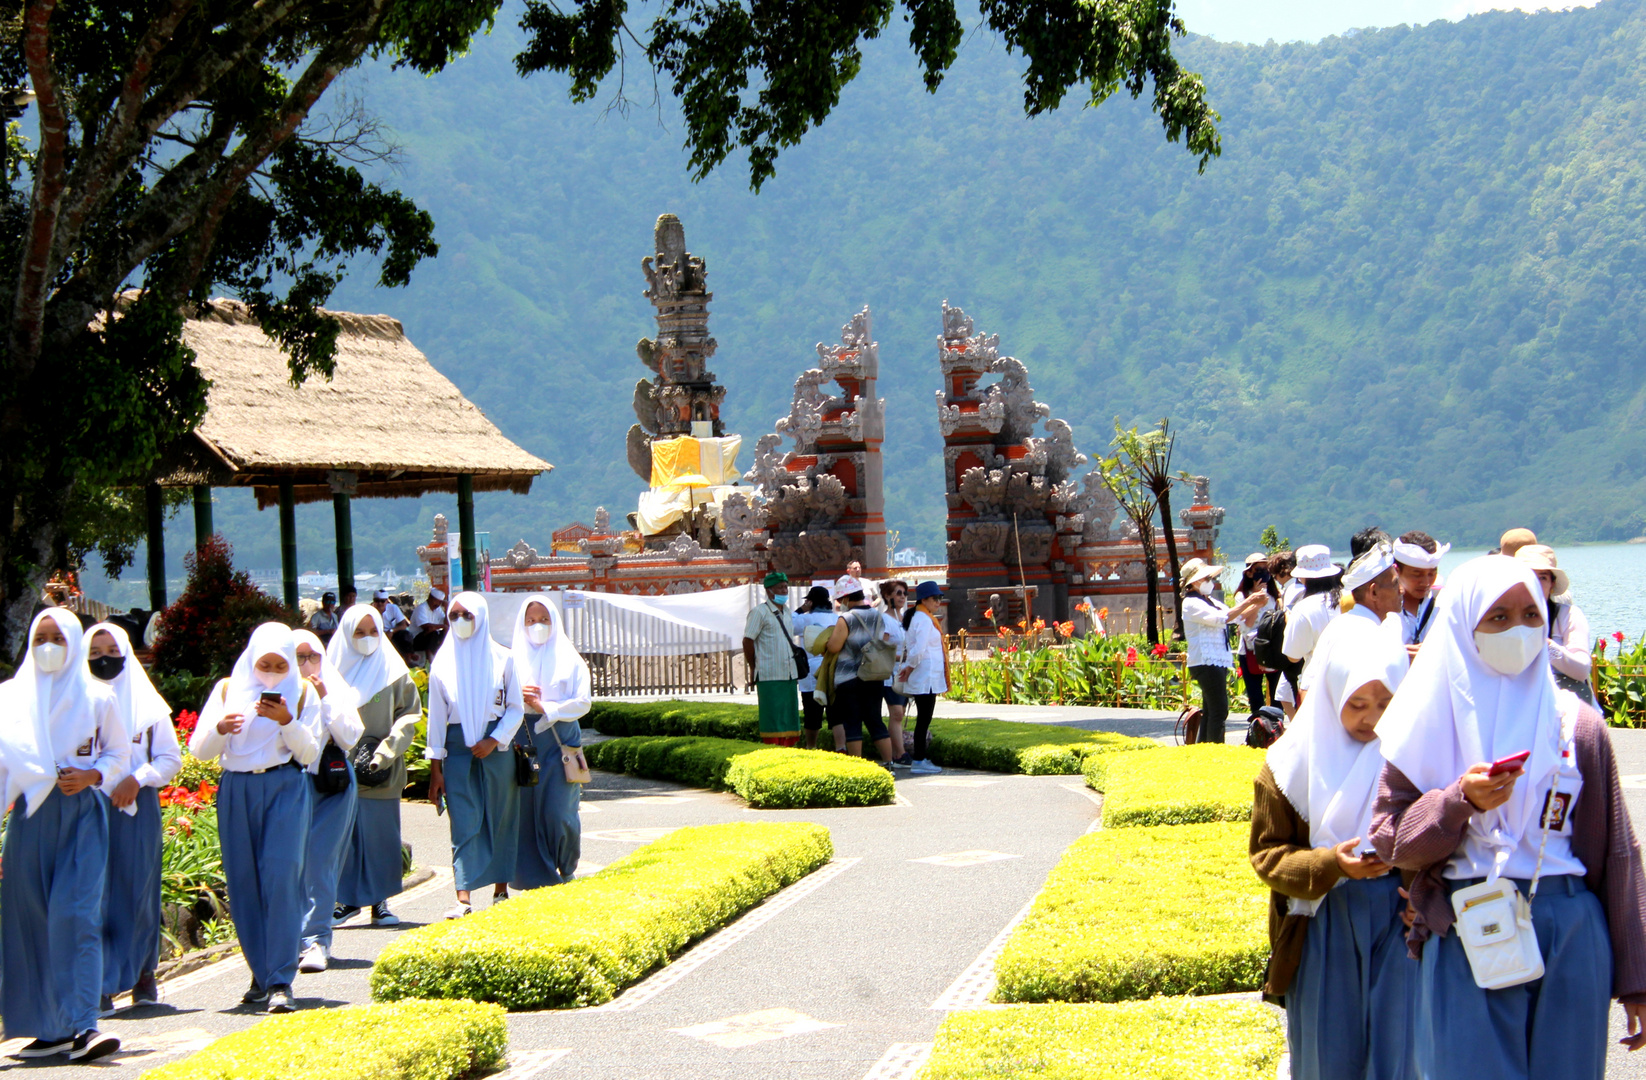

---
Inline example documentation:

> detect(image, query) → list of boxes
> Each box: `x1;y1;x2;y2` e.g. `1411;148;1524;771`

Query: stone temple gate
474;214;1222;629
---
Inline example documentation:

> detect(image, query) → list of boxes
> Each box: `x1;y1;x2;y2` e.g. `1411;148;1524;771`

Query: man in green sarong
742;571;803;745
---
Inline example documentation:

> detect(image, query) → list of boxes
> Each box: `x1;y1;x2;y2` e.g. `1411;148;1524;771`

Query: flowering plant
159;780;217;810
1150;642;1170;658
1123;646;1139;668
173;709;199;741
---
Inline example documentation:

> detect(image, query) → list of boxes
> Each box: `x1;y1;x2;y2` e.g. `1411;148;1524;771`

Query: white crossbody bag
1448;820;1552;990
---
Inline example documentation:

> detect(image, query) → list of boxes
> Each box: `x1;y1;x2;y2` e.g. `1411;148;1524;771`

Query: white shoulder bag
1447;820;1551;990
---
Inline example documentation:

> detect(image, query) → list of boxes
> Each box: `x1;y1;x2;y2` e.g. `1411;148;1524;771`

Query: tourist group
1202;527;1643;1079
0;590;590;1062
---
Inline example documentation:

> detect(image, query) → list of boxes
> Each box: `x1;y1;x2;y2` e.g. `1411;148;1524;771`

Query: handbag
313;739;352;794
853;612;897;682
514;741;540;787
1174;705;1203;745
351;734;394;788
549;721;592;784
1448;820;1552;990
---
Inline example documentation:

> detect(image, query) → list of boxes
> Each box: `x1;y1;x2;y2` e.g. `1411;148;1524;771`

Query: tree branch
12;0;67;374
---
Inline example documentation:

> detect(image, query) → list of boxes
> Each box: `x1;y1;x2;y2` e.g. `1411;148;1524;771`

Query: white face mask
352;634;380;656
1196;579;1216;595
526;622;551;645
254;666;284;690
1473;624;1545;677
33;642;66;673
452;617;477;640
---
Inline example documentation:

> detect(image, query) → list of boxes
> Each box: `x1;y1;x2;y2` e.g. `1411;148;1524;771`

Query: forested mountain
135;0;1646;588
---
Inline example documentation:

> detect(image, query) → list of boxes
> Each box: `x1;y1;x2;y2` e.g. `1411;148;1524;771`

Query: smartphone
434;793;446;816
259;690;283;705
1487;750;1531;777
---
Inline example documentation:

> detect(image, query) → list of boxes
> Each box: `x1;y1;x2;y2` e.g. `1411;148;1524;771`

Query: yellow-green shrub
144;999;506;1080
371;822;832;1009
586;735;893;808
585;699;761;741
917;999;1285;1080
926;717;1157;774
1083;744;1263;827
994;822;1268;1002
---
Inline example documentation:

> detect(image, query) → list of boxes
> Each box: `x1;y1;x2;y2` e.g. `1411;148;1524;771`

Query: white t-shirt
411;601;447;630
1282;592;1338;665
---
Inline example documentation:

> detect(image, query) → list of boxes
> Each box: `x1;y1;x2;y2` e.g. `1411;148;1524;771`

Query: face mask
1197;580;1216;595
254;667;284;690
352;634;380;656
88;655;125;682
772;595;788;607
526;623;551;645
33;642;66;673
452;618;477;640
1474;624;1545;677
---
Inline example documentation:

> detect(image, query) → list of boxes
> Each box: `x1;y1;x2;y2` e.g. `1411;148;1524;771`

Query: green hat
763;571;788;588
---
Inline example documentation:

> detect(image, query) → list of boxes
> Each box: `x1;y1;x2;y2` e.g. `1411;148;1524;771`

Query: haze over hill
127;0;1646;588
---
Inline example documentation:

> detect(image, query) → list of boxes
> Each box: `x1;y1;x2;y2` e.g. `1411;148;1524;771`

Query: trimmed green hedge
372;822;831;1009
917;999;1285;1080
994;822;1268;1002
585;699;759;741
144;999;506;1080
586;735;894;808
925;717;1156;774
1083;744;1264;827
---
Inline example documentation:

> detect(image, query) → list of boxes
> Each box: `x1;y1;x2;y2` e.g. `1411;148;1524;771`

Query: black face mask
88;654;125;682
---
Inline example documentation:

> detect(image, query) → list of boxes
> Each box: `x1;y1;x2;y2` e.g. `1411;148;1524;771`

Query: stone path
8;707;1646;1077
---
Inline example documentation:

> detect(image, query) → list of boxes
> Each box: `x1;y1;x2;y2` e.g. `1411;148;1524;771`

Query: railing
945;631;1191;711
56;593;121;623
559;594;736;697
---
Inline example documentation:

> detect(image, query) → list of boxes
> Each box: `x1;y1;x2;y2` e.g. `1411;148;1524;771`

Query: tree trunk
1157;487;1184;640
1139;519;1159;645
0;480;68;667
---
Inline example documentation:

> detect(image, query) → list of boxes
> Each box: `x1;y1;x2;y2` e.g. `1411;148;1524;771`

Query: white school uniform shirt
191;685;324;772
1397;594;1438;646
792;610;835;693
305;687;364;775
1181;593;1233;668
1282;592;1338;665
902;610;949;695
425;643;524;759
127;717;183;791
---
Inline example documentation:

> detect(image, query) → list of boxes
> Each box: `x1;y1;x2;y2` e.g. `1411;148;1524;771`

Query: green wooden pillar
279;480;298;610
192;484;212;549
333;491;354;599
457;473;478;591
145;482;166;611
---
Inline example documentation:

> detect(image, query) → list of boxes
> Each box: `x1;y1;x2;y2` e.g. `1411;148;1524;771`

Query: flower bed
1593;631;1645;726
145;998;506;1080
926;718;1157;775
1082;744;1264;827
948;628;1190;710
917;998;1285;1080
993;822;1268;1002
371;822;831;1009
586;736;894;808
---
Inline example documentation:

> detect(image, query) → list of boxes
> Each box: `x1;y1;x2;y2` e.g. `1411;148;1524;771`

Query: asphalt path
11;709;1646;1077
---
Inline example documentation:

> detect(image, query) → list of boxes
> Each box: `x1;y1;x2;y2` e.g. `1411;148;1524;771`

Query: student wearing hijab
1371;556;1646;1080
1251;620;1413;1080
327;605;422;928
1392;531;1448;652
293;630;363;974
86;622;179;1015
509;595;592;889
0;609;129;1061
190;622;324;1014
426;592;524;919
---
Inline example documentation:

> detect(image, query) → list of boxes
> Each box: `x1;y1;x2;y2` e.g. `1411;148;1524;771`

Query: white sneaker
297;943;328;973
910;759;943;775
443;903;472;920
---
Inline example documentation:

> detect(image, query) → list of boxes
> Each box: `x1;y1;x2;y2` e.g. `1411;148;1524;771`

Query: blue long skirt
301;767;357;950
511;718;582;889
102;786;162;994
443;725;518;892
1421;874;1611;1080
1286;873;1417;1080
337;798;404;908
219;765;311;990
2;787;108;1041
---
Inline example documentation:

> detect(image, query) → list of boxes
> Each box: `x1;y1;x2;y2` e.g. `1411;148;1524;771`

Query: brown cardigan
1369;704;1646;1004
1249;761;1345;999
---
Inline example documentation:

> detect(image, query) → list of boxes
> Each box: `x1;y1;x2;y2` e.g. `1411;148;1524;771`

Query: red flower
1598;639;1609;655
1150;642;1169;658
1615;631;1627;643
1124;646;1138;668
173;710;199;739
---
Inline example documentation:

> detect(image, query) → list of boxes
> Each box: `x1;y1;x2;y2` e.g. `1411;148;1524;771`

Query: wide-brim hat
1292;544;1338;579
1180;558;1224;591
1499;527;1538;557
832;574;865;600
1244;552;1268;566
1515;545;1570;598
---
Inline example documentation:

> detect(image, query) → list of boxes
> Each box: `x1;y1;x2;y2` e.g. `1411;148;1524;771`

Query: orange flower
1098;607;1110;620
1033;618;1046;631
1056;621;1075;638
1075;601;1093;614
983;607;995;620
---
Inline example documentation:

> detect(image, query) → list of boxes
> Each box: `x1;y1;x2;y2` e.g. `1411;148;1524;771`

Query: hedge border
586;735;895;808
1082;744;1264;827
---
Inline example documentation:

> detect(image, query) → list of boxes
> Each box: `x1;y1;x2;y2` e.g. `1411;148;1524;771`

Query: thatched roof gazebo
145;298;551;608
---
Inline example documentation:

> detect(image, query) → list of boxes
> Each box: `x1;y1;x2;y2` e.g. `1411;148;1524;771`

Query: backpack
1253;607;1289;671
1245;706;1286;750
1174;705;1203;746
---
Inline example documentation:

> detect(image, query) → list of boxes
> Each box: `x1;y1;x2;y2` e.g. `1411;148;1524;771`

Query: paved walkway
12;705;1646;1077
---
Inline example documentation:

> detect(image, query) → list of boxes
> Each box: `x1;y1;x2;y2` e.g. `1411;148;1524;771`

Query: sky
1174;0;1586;44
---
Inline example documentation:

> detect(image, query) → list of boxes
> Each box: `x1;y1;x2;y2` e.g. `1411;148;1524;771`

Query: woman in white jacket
897;582;950;775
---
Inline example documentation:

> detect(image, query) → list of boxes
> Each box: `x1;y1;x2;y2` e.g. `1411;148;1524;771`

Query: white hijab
0;608;103;816
510;594;588;706
1268;619;1409;914
214;622;307;762
325;604;410;704
84;621;172;737
294;628;360;715
1377;555;1562;877
430;591;501;745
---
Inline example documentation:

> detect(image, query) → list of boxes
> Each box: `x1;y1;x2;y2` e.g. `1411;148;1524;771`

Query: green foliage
586;736;894;808
160;804;223;914
918;999;1286;1080
153;673;221;717
150;536;295;677
173;752;223;790
586;699;762;741
1258;526;1290;555
144;999;508;1080
371;822;831;1008
993;823;1268;1003
1594;631;1646;727
925;718;1156;775
1084;744;1264;828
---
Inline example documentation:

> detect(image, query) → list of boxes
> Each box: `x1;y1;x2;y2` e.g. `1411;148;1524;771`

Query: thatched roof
150;298;550;507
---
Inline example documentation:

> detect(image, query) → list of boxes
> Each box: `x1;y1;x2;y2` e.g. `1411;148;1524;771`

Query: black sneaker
371;902;400;926
242;979;269;1005
266;985;295;1014
132;969;160;1006
68;1030;120;1063
332;904;361;926
98;994;117;1018
891;755;914;768
14;1037;72;1058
